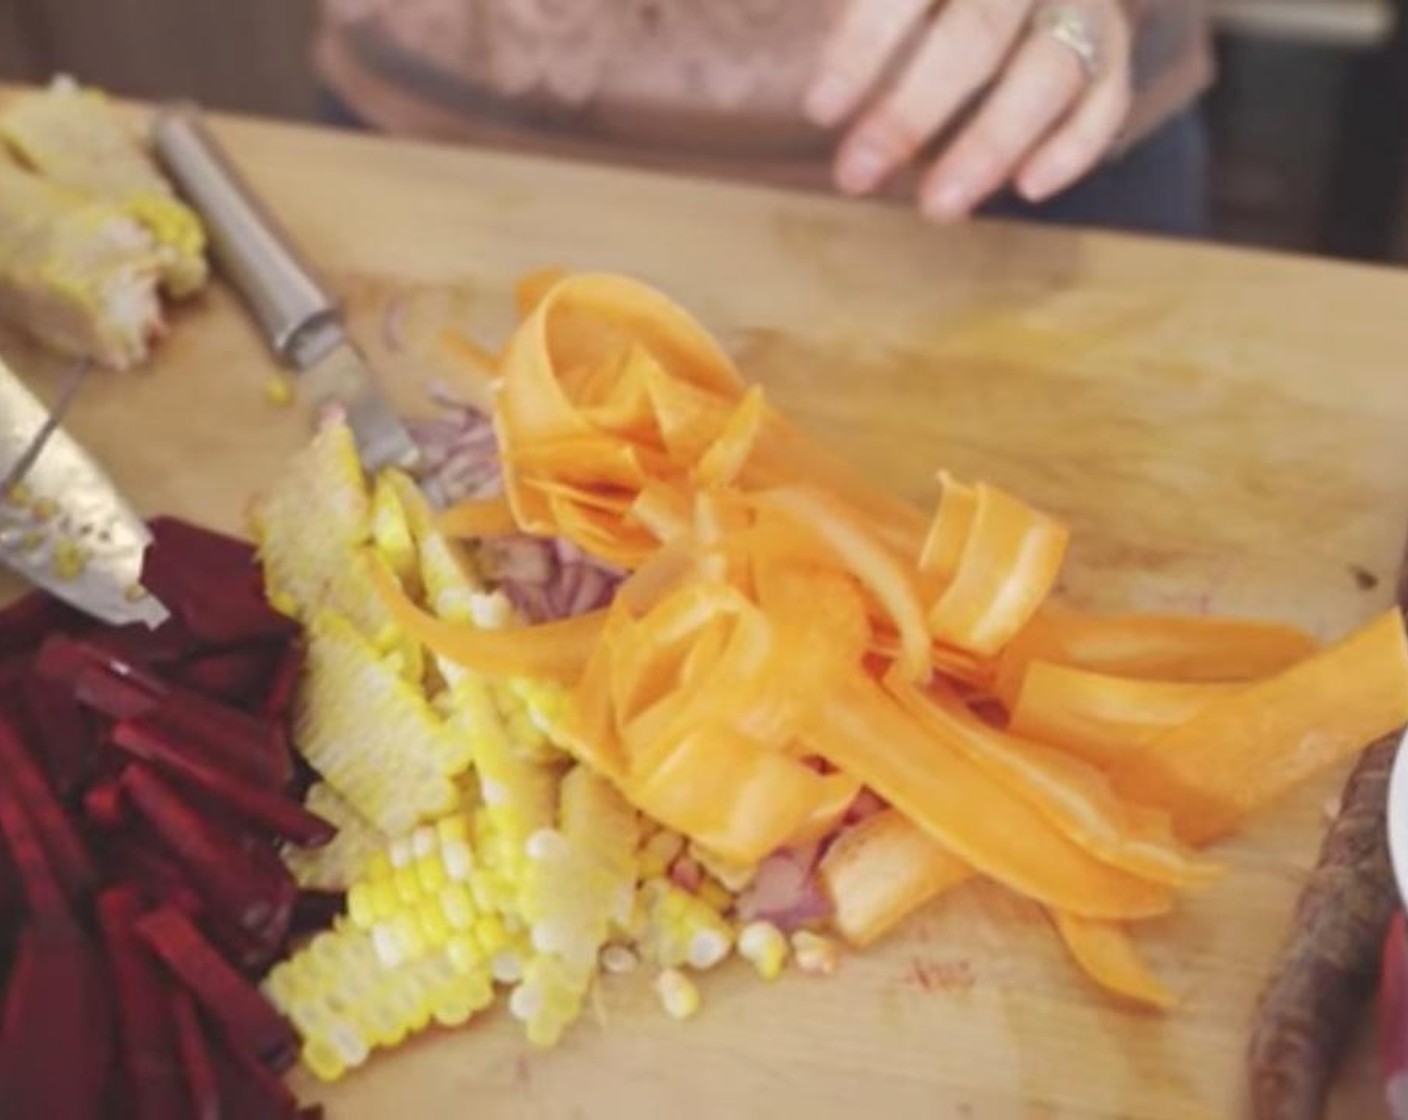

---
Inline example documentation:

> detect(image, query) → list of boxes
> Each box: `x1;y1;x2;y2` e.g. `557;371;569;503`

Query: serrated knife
150;104;423;477
0;357;168;628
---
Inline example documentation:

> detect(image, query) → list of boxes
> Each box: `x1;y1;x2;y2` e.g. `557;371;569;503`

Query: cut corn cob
252;420;371;621
264;923;494;1083
0;77;208;297
635;879;735;972
282;782;388;891
295;611;467;834
252;420;422;680
0;155;162;368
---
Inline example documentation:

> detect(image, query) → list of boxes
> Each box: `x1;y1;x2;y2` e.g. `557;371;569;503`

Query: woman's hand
805;0;1135;220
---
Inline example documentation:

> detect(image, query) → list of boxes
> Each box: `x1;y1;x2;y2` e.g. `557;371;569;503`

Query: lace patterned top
315;0;1210;188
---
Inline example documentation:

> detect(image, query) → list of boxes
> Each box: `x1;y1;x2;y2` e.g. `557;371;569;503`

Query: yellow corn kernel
265;374;293;407
638;829;686;879
475;914;510;956
738;921;788;981
415;854;448;893
392;864;421;903
368;881;398;921
445;932;483;975
438;882;475;930
416;896;452;947
347;883;377;930
654;968;701;1021
791;930;839;976
697;878;734;914
301;1035;347;1083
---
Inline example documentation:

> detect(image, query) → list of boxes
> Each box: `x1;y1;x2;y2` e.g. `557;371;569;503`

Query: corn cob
0;77;208;297
510;767;639;1047
252;421;422;681
295;611;467;835
635;879;734;972
282;782;388;891
0;156;162;369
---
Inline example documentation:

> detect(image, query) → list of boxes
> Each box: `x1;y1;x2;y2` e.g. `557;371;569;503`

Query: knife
149;104;422;477
0;357;168;628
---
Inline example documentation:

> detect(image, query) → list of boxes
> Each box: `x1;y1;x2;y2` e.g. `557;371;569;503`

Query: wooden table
8;109;1408;1119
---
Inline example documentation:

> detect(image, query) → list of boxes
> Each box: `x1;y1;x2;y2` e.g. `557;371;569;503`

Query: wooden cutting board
6;108;1408;1119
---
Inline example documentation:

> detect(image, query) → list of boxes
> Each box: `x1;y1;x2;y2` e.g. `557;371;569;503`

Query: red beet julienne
170;986;222;1120
0;712;95;899
135;904;299;1073
120;763;289;935
97;886;191;1120
110;717;335;848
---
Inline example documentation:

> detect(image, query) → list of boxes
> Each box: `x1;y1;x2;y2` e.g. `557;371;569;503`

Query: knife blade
0;357;168;628
149;104;423;478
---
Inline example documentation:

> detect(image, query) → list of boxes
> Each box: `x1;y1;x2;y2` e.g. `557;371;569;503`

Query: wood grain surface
5;108;1408;1119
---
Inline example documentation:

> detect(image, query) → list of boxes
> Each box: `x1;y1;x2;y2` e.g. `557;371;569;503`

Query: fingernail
836;138;889;195
1018;167;1059;203
804;74;852;127
921;180;970;222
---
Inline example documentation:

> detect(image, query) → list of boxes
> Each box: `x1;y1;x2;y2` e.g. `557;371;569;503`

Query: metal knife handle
151;103;338;362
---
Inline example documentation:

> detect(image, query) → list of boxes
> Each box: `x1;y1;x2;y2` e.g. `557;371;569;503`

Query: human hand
805;1;1135;220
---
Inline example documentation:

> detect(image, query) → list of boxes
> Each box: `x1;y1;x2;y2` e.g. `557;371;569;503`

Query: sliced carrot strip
437;497;520;539
627;725;836;865
918;472;978;583
925;481;1068;658
1112;608;1408;844
694;386;767;489
369;554;604;682
1052;911;1176;1010
884;670;1219;887
1008;662;1239;768
515;267;568;318
819;809;975;947
756;486;930;680
786;773;864;847
806;675;1175;920
995;604;1320;706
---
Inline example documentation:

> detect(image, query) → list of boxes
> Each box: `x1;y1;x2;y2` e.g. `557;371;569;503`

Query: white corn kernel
791;930;839;976
738;921;788;981
654;968;701;1020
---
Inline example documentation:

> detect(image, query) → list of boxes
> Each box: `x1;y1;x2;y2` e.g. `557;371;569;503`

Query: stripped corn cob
635;879;734;972
296;611;467;834
252;421;421;680
510;767;639;1046
0;77;208;297
0;155;162;368
264;924;494;1082
282;782;388;891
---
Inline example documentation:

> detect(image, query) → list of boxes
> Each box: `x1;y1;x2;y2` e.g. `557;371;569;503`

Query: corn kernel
393;864;422;903
791;930;839;976
369;881;398;921
654;968;701;1020
302;1036;347;1082
599;944;639;974
438;882;475;930
738;921;788;981
475;914;510;955
638;829;686;879
415;854;447;893
417;897;451;946
445;932;483;974
265;374;294;407
437;815;471;845
687;928;731;971
347;883;377;930
697;878;733;914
